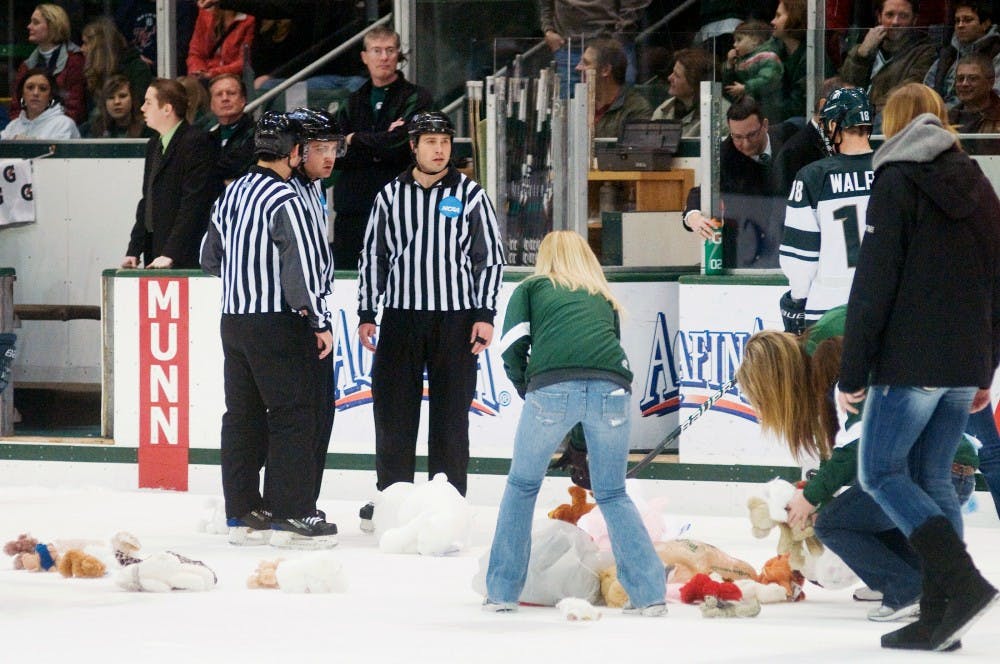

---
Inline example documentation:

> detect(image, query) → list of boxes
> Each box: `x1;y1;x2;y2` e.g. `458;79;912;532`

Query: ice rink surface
2;482;999;663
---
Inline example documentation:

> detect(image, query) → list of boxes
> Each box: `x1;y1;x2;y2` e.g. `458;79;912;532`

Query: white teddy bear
116;551;217;592
376;473;475;556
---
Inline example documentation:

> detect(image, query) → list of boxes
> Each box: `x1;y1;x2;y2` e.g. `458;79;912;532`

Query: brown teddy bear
247;559;283;589
4;533;39;557
757;553;806;601
57;549;107;578
547;485;596;525
599;539;758;607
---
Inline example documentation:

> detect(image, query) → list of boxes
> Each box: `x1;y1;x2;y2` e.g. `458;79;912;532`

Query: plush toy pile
4;532;108;578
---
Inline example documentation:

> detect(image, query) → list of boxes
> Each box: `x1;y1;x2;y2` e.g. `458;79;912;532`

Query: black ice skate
270;514;339;549
359;501;375;534
227;509;272;546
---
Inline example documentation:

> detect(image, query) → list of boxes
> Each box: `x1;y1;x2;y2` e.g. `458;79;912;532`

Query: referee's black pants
371;308;478;496
220;312;319;519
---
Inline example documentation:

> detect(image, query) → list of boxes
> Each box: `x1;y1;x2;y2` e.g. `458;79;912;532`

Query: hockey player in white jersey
779;87;874;334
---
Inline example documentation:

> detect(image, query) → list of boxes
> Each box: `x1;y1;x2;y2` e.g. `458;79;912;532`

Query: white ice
2;480;999;663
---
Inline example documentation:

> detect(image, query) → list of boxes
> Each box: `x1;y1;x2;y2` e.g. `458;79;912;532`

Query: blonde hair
82;17;128;95
735;330;843;462
532;230;622;313
176;75;208;125
35;4;71;44
881;83;959;141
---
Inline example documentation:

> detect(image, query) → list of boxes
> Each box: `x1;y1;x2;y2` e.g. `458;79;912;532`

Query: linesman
286;106;345;504
357;111;504;517
201;111;338;548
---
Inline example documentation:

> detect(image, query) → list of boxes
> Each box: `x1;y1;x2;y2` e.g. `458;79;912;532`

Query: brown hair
363;25;406;63
149;78;189;121
735;330;842;462
92;74;146;138
881;83;958;139
672;48;717;91
733;20;773;45
780;0;808;34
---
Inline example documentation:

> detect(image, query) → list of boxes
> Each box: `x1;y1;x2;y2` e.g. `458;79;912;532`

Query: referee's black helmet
408;111;455;139
254;111;300;158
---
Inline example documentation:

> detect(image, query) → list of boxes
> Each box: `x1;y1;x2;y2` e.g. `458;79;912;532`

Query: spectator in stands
925;2;1000;107
771;0;809;121
186;5;254;83
1;68;80;140
722;20;784;122
122;78;222;269
682;96;791;268
577;38;652;139
651;47;716;138
80;17;152;125
839;0;936;124
11;4;87;125
540;0;651;96
331;25;433;270
948;54;1000;133
177;75;214;129
196;0;365;92
208;73;255;183
115;0;197;72
82;73;154;138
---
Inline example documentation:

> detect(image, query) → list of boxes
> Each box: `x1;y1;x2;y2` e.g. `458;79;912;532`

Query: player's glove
780;290;806;335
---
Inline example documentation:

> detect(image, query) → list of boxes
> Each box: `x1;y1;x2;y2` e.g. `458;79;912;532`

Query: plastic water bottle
703;218;723;275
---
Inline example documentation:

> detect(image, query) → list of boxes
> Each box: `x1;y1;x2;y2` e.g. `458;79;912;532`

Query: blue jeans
813;485;920;609
485;380;665;607
858;385;976;538
965;406;1000;517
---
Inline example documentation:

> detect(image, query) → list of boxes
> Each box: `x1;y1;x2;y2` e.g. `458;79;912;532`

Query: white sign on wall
114;274;686;463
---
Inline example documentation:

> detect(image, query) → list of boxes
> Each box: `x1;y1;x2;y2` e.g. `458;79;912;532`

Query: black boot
881;569;958;651
907;516;998;651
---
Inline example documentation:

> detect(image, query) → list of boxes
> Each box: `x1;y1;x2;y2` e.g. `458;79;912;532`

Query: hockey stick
625;378;737;478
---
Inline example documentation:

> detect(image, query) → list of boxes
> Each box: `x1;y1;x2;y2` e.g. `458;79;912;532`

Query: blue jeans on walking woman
858;385;977;539
485;379;666;608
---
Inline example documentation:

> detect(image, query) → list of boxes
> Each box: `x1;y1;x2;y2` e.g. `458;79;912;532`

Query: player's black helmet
254;111;300;158
287;107;346;156
820;87;873;129
408;111;455;139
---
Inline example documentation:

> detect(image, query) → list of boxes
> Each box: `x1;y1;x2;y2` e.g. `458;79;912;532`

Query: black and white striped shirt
201;166;333;331
357;167;504;324
288;173;334;288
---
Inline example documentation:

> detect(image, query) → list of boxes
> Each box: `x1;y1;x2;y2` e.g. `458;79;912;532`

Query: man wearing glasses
682;96;791;268
948;53;1000;133
331;25;433;271
926;1;1000;107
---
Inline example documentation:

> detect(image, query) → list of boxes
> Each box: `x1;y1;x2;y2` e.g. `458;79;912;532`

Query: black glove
548;428;591;490
780;290;806;335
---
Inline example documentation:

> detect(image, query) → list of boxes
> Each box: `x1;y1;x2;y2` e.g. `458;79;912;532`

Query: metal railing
244;13;393;116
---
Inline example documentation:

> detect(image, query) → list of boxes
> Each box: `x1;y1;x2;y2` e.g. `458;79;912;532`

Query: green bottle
702;218;723;275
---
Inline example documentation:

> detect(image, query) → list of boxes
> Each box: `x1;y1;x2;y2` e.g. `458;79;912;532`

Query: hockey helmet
287;107;346;156
254;111;300;158
408;111;455;139
820;87;873;129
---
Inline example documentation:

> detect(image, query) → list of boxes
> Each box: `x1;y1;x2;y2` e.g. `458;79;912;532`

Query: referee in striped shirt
357;111;505;502
201;111;338;546
285;107;344;505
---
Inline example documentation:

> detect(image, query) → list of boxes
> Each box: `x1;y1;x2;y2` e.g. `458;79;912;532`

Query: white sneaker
482;600;518;613
853;586;884;602
623;602;668;617
868;601;920;622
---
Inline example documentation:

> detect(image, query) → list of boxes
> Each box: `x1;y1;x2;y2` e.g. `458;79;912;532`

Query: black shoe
908;516;999;651
226;509;273;546
270;514;338;549
359;501;375;533
314;508;326;520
